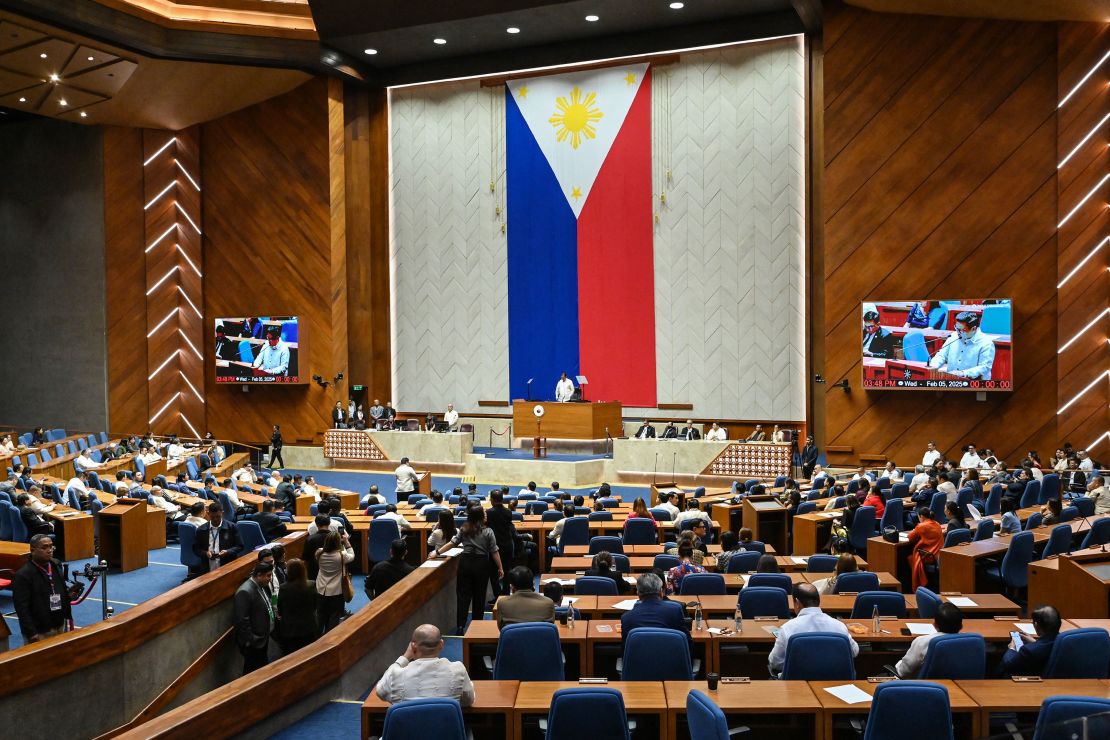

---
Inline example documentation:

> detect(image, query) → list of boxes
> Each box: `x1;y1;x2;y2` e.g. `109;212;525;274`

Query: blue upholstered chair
834;571;879;594
679;573;726;596
380;697;465;740
622;627;694;680
918;633;986;679
1032;695;1110;740
850;591;906;618
863;681;953;740
1043;628;1110;679
545;688;630;740
492;622;564;681
781;632;856;680
737;586;791;619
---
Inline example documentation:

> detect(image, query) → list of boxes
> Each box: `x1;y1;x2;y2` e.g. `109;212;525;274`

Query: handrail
95;627;236;740
0;425;265;453
0;531;304;697
115;557;459;739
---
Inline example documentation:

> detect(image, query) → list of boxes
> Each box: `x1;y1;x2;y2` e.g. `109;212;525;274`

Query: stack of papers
824;685;872;705
611;599;638;611
1014;622;1037;635
906;623;937;635
418;559;445;569
561;597;578;607
441;547;464;557
947;597;977;608
792;556;809;564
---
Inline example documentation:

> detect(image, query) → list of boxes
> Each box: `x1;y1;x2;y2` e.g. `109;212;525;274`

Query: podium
98;499;148;572
512;400;622;440
1049;549;1110;618
415;472;432;496
742;496;788;554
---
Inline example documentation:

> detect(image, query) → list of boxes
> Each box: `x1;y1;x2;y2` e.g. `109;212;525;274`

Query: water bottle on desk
694;602;703;631
734;605;742;632
872;604;880;634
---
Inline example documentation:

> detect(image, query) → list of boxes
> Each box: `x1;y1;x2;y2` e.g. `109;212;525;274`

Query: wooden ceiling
847;0;1110;22
0;12;309;129
92;0;316;38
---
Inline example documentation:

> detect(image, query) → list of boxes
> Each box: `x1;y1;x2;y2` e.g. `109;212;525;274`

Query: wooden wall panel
1056;21;1110;457
821;1;1060;466
201;78;335;445
104;126;149;434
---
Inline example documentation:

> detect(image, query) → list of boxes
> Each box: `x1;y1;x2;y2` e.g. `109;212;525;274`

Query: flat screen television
861;300;1012;391
214;316;302;384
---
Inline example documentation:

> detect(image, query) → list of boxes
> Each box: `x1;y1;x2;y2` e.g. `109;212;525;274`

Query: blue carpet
474;446;608;461
268;700;363;739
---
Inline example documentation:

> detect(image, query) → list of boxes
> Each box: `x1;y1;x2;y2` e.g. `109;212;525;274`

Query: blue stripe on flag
506;89;580;402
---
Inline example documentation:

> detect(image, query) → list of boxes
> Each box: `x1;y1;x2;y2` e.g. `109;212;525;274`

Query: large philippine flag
506;63;656;406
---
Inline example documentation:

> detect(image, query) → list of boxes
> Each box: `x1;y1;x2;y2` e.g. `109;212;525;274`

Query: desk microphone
1076;513;1108;553
653;453;659;485
672;452;677;481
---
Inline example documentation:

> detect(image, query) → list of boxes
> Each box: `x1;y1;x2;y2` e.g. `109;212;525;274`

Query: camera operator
12;535;72;643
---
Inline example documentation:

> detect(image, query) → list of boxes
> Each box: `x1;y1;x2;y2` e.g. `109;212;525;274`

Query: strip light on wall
178;328;203;360
145;265;180;296
177;285;203;318
175;159;201;191
147;307;180;338
143;137;177;167
1059;49;1110;109
147;349;181;380
148;391;181;424
180;371;205;403
1057;236;1109;288
1058;369;1110;415
143;180;177;210
1058;172;1110;228
1059;112;1110;169
145;224;177;253
1058;307;1110;354
1089;430;1110;450
179;411;201;438
176;244;202;277
175;202;202;234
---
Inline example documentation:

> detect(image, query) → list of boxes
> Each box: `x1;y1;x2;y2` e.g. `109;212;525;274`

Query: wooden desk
1050;550;1110;619
146;505;167;549
415;472;432;496
742;498;788;554
811;679;979;739
45;508;94;561
0;541;29;571
98;500;148;572
866;536;914;592
361;680;519;740
462;619;590;677
792;510;840;555
513;681;665;740
956;678;1110;734
512;400;622;440
663;681;821;740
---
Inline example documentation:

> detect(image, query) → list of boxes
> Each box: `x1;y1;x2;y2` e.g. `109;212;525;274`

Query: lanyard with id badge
36;562;63;612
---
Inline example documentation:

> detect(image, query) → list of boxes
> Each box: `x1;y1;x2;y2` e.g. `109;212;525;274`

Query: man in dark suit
661;422;678;439
247;499;288;542
634;420;656;439
303;515;332;580
485;490;519;598
999;604;1060;677
680;420;701;441
12;535;72;643
332;402;347;429
191;502;243;577
801;436;819;478
620;572;690;647
862;310;899;359
234;562;275;674
367;539;415;599
274;474;297;512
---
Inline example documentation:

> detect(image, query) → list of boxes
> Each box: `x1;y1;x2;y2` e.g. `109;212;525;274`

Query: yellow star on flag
624;72;636;86
518;85;529;99
570;186;582;201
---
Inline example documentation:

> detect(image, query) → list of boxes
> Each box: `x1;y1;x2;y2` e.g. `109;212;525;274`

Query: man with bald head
767;583;859;678
374;624;475;705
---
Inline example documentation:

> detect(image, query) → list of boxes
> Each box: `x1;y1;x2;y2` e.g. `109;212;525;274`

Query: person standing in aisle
267;424;284;468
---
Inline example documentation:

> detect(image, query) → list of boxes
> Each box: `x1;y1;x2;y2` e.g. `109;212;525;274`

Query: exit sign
352;385;365;391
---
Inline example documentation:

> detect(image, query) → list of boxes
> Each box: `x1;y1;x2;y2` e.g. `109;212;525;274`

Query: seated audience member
30;427;46;446
367;538;415;599
375;624;475;706
908;465;930;494
936;475;957;501
813;552;859;595
493;566;555;627
233;562;275;675
542;580;571;611
944;501;968;534
674;498;712;532
266;469;283;488
756;554;781;573
738;527;758;550
999;605;1062;677
274;475;297;511
907;506;943;590
0;433;14;453
584;551;632;595
22;484;56;515
768;583;860;678
998;497;1021;535
621;572;689;643
1088;475;1110;515
248;499;289;542
706;422;727;441
427;510;458;553
379;503;413;531
1002;467;1033;510
12;535;72;643
74;449;102;471
661;421;678;439
895;602;964;678
666;542;706;592
657;492;680;519
634;419;656;439
191;502;243;578
149;486;184;522
232;463;256;485
1041;497;1063;525
185;502;208;527
882;461;903;481
276;558;319;653
223;479;256;515
861;481;885;519
714;531;742;572
16;493;54;536
680;420;701;441
63;472;91;510
746;424;766;442
1064;456;1087;495
548;503;577;547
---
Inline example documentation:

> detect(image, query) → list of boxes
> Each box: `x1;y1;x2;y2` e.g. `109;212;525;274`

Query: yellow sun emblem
549;86;603;149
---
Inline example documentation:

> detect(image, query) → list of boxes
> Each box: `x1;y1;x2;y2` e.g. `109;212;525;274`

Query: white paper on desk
898;532;910;541
824;684;873;705
419;559;445;568
596;624;614;633
561;597;578;607
611;599;638;611
707;627;727;635
792;556;809;564
947;597;977;607
624;576;637;584
441;547;464;557
906;623;936;635
543;578;577;587
1014;622;1037;635
819;512;840;518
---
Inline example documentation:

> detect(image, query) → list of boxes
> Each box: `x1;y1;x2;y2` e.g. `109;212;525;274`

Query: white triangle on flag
508;63;648;218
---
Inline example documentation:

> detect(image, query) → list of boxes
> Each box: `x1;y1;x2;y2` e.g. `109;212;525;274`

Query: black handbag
882;525;899;543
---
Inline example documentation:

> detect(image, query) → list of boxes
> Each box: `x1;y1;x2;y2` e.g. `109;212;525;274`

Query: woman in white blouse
427;510;457;553
0;434;14;453
315;530;354;631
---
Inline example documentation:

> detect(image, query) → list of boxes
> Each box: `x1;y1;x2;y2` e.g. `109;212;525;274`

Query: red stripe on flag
576;69;656;407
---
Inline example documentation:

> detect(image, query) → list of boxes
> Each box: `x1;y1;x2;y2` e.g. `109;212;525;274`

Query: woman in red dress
907;506;943;591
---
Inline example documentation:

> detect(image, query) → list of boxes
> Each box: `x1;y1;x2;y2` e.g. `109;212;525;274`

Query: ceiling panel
67;59;139;96
61;45;120;76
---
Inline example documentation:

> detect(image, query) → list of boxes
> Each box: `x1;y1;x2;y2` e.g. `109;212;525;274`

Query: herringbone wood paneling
104;126;149;434
822;1;1059;466
202;78;335;445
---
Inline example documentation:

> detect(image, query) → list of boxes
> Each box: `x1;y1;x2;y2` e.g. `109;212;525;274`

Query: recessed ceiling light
80;111;87;118
39;52;47;58
433;38;447;45
506;27;520;34
670;2;684;8
363;48;377;55
18;96;26;102
49;73;59;82
59;99;67;106
87;55;95;61
585;15;599;22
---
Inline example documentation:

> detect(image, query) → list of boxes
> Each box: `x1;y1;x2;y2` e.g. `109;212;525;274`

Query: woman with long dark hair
439;505;503;634
277;558;319;652
315;530;353;632
427;509;458;553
